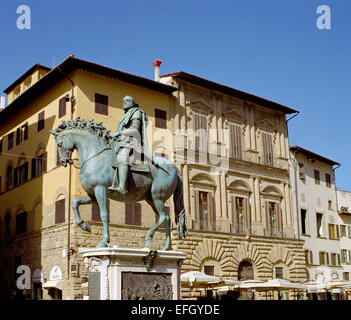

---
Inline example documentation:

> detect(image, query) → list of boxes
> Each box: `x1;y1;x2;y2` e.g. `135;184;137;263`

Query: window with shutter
125;203;141;226
16;128;20;145
15;212;27;234
326;173;331;188
155;109;167;129
58;97;67;118
38;111;45;131
314;170;320;184
95;93;108;115
229;123;242;159
262;132;274;166
37;152;47;176
194;113;207;153
236;197;246;233
6;165;13;190
199;191;210;230
8;132;14;150
298;163;305;180
55;199;65;224
268;202;278;235
13;167;18;187
17;162;28;185
20;124;28;142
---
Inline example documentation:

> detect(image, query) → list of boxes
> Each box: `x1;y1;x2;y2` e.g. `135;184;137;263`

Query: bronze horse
51;118;187;250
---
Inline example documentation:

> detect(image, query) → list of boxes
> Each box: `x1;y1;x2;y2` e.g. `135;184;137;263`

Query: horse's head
50;130;74;167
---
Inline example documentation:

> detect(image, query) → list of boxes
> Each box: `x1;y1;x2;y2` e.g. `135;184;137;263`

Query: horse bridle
78;139;114;172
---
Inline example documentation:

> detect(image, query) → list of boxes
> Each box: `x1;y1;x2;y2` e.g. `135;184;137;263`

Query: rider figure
108;96;148;195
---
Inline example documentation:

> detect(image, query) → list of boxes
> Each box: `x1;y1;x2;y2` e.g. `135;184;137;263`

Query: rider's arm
119;118;141;138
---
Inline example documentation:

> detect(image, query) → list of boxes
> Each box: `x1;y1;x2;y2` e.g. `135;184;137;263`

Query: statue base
79;247;186;300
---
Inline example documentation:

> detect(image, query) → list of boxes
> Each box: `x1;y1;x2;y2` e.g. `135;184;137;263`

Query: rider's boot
114;164;128;195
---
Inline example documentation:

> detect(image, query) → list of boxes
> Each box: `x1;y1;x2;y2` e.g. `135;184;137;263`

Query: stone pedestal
80;247;186;300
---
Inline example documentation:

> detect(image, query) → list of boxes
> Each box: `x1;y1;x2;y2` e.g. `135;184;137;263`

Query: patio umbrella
238;279;265;289
255;278;308;290
304;281;326;293
180;271;222;288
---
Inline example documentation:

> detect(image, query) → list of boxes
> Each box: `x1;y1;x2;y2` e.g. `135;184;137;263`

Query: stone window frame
261;186;283;238
227;180;252;235
186;99;213;153
256;119;277;167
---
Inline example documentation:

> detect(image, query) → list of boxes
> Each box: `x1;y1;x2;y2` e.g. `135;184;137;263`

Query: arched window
238;260;254;281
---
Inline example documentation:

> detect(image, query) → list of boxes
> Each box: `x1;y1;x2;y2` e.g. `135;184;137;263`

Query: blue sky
1;0;350;189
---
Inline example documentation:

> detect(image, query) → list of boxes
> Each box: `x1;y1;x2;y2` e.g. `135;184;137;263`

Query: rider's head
123;96;136;111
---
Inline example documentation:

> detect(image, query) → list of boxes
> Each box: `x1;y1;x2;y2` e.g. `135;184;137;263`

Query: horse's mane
52;117;113;145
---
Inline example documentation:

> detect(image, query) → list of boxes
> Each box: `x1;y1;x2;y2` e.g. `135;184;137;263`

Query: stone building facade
0;56;307;300
290;146;344;298
160;72;307;299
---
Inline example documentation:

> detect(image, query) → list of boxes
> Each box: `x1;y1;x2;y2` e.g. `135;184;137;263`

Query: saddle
111;140;150;173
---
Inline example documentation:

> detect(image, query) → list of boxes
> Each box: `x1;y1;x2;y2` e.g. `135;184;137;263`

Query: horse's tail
174;167;188;239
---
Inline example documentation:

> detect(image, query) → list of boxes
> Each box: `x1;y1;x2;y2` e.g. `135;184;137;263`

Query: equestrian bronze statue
51;96;188;250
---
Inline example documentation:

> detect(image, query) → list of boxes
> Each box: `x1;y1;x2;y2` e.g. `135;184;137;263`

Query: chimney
0;96;5;110
152;59;162;82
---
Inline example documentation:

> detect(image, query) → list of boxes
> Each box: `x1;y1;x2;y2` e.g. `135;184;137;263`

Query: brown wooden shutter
92;203;100;222
16;128;20;145
232;196;238;234
245;198;251;235
55;199;65;224
38;111;45;131
263;132;273;166
134;203;141;226
58;97;66;118
31;158;37;178
230;123;242;159
125;203;133;224
265;201;271;236
155;109;167;129
194;113;207;152
23;124;28;140
13;167;18;187
56;147;61;167
95;93;108;115
24;162;28;183
8;132;13;150
43;152;47;172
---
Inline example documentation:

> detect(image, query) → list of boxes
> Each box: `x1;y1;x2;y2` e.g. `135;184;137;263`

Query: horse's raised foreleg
145;199;171;251
94;185;110;248
72;194;93;232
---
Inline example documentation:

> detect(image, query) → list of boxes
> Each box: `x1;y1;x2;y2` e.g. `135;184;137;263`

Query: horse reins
75;139;114;172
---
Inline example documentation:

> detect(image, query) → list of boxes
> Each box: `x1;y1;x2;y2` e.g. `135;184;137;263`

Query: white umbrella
304;281;326;293
256;278;308;290
238;279;265;289
180;271;222;288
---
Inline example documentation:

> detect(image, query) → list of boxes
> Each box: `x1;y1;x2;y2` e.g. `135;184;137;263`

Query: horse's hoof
81;222;91;232
77;221;91;232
